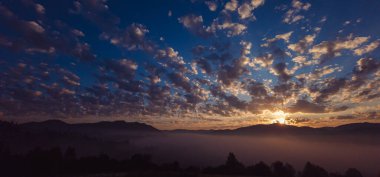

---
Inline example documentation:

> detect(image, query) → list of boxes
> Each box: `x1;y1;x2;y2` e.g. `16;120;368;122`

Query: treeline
0;144;369;177
203;153;365;177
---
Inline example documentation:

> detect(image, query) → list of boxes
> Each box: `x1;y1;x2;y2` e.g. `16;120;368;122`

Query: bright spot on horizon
272;110;288;124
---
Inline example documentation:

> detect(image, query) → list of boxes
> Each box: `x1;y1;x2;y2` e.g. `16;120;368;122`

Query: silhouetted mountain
171;122;380;136
3;120;380;137
21;119;159;134
215;123;320;135
333;122;380;134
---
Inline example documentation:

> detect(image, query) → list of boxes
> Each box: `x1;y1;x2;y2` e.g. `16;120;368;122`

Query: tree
128;153;156;170
225;152;243;168
246;161;272;176
271;161;296;177
217;152;245;175
345;168;363;177
301;162;329;177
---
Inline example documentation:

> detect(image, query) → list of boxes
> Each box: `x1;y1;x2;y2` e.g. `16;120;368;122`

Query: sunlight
272;110;288;124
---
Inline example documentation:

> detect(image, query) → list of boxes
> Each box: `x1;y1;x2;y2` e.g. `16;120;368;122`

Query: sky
0;0;380;130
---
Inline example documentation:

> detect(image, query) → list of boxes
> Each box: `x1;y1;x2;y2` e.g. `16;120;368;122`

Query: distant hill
2;120;380;136
0;120;160;155
170;122;380;136
1;120;380;157
20;119;159;133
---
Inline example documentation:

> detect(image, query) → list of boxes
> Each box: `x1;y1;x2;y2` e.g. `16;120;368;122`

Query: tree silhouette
345;168;363;177
246;161;272;176
271;161;296;177
0;147;368;177
221;152;245;175
128;153;156;170
225;152;243;168
301;162;329;177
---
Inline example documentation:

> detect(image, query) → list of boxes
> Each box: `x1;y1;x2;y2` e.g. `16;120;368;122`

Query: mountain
16;120;160;145
21;119;159;133
0;120;161;156
3;120;380;136
171;122;380;136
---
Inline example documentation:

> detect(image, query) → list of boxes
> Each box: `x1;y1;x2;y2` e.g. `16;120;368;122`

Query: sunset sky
0;0;380;130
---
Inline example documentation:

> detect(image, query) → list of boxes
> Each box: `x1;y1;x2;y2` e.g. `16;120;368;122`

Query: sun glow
272;110;288;124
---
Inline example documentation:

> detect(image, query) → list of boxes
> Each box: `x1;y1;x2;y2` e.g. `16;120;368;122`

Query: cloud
264;31;294;45
224;0;238;11
287;117;311;124
193;59;212;74
0;4;96;61
72;43;97;61
217;41;253;85
72;29;85;37
360;112;380;119
247;82;269;98
35;3;45;15
353;57;380;76
102;23;154;52
178;14;216;38
168;72;192;92
73;0;120;31
314;78;347;103
205;1;218;11
218;63;246;85
288;34;316;54
59;68;81;86
238;3;254;19
329;115;356;120
192;45;207;56
155;47;187;72
296;65;342;81
75;0;156;53
0;0;379;127
354;40;380;56
287;100;325;113
253;54;274;68
251;0;265;8
218;22;247;37
26;21;45;33
270;62;292;82
292;56;318;66
105;59;138;80
283;0;311;24
309;36;369;63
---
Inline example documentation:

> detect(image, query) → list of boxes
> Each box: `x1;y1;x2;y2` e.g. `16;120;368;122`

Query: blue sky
0;0;380;129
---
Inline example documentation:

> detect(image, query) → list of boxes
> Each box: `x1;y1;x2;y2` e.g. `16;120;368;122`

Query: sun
277;117;286;124
272;110;288;125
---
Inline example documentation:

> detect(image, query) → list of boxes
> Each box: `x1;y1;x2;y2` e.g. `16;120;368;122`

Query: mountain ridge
168;122;380;136
1;120;380;135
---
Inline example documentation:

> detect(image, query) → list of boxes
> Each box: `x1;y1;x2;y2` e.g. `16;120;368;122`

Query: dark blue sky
0;0;380;129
